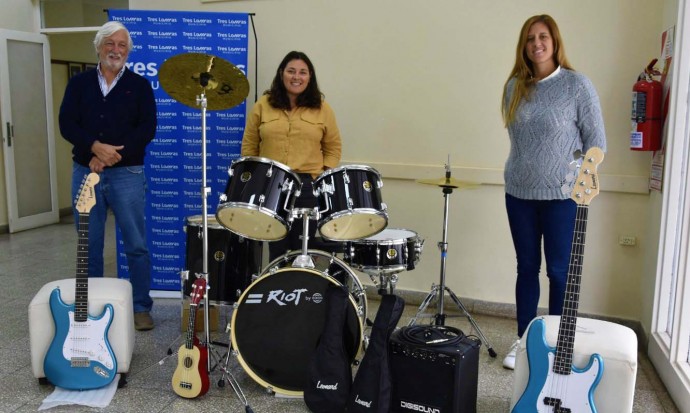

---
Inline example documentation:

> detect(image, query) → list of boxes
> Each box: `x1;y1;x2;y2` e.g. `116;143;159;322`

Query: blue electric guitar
512;147;605;413
44;173;117;390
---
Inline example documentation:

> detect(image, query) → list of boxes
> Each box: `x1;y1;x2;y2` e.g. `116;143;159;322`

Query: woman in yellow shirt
241;50;342;260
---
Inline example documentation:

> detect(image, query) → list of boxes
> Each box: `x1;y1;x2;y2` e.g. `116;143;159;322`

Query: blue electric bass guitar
512;147;605;413
44;172;117;390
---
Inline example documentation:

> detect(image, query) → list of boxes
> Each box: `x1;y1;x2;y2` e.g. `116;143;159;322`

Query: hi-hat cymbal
158;53;249;111
416;177;481;189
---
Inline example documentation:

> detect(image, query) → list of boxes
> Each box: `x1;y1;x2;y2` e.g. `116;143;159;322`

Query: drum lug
259;194;265;205
347;197;354;209
324;181;335;195
342;170;350;184
266;164;273;178
381;202;388;211
219;193;227;202
281;179;293;193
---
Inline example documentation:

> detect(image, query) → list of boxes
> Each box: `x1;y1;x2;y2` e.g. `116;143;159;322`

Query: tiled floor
0;217;680;412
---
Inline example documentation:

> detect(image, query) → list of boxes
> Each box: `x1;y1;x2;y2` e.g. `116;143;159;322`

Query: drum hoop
317;210;388;241
230;263;365;396
215;203;290;241
185;215;226;230
232;156;302;186
315;164;382;181
353;228;420;245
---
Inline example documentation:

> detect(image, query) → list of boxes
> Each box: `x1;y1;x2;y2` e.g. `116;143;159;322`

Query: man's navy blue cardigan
59;67;157;167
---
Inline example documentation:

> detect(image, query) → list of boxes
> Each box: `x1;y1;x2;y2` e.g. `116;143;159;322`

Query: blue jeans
505;193;576;338
72;163;153;313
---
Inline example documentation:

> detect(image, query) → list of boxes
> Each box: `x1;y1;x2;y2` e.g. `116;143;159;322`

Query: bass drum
230;250;367;396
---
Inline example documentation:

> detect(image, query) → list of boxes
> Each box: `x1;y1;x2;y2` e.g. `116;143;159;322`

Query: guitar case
304;285;352;413
347;294;405;413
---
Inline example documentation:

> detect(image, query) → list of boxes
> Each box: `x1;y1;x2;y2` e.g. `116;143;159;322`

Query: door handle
5;122;12;147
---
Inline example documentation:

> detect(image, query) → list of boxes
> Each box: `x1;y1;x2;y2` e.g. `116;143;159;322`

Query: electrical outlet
619;236;637;246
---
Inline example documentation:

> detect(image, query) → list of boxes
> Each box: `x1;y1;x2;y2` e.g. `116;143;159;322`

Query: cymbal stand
219;325;254;413
408;162;496;357
194;86;216;373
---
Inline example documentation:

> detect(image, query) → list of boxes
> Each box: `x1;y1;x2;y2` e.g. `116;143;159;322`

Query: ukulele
512;147;605;413
171;277;210;398
44;172;118;390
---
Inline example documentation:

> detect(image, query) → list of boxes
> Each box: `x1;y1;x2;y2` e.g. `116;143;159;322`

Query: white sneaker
503;339;520;370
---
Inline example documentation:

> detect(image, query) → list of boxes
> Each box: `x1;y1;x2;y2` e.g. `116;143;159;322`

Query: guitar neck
185;305;199;349
553;204;589;374
75;213;90;322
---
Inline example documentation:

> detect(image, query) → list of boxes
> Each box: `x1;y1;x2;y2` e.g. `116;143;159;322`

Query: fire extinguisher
630;59;662;151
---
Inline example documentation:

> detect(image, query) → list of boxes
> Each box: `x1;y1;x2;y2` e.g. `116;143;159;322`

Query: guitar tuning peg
572;149;583;160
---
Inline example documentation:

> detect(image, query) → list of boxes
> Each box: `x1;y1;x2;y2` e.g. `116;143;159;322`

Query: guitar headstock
570;147;604;206
75;173;100;214
190;278;207;307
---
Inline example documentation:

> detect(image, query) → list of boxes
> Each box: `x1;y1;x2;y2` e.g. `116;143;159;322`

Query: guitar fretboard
75;213;90;322
553;204;588;375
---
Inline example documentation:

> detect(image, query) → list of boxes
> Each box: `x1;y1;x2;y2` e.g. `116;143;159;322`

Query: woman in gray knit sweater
500;14;607;369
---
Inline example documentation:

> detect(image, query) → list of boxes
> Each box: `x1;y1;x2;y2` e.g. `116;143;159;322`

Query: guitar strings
548;204;588;409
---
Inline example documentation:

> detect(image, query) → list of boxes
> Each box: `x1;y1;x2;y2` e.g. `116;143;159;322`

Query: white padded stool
28;277;135;381
511;315;638;413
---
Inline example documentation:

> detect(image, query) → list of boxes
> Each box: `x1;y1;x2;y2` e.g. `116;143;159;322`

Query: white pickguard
62;306;115;370
536;352;601;413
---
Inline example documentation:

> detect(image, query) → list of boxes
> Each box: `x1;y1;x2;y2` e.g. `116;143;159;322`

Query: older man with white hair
59;21;157;331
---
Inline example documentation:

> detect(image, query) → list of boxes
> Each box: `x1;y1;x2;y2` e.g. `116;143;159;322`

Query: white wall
3;0;674;327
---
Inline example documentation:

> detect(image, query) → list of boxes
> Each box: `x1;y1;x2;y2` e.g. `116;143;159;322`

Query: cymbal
416;177;481;189
158;53;249;111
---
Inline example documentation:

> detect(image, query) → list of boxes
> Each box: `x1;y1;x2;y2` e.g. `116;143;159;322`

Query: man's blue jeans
72;163;153;313
505;193;576;338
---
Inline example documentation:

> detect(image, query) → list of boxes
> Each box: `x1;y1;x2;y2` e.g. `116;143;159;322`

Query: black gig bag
389;325;481;413
304;285;352;413
347;294;405;413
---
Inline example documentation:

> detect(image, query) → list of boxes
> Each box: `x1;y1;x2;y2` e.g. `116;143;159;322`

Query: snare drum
231;250;366;396
216;156;302;241
183;215;262;305
345;228;424;273
314;165;387;241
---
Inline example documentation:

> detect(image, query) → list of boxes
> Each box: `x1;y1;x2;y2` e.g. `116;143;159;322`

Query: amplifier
389;326;480;413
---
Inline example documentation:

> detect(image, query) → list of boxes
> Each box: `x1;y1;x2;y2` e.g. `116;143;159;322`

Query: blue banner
107;9;250;291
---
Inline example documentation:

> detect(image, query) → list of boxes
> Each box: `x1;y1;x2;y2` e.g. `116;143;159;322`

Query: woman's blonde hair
501;14;573;126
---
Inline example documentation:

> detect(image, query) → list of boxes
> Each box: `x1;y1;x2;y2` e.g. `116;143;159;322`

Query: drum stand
291;207;318;269
366;271;399;296
408;165;497;358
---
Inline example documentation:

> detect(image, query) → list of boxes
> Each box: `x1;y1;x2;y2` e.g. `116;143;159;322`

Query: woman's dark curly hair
266;51;323;110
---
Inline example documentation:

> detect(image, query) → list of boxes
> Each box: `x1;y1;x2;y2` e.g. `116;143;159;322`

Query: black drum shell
314;165;388;241
183;216;262;305
216;156;302;241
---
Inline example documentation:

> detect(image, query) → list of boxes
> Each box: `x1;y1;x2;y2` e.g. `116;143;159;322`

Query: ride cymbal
158;53;249;111
416;177;481;189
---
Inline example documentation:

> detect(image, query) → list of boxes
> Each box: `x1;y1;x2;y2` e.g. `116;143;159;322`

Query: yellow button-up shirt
241;95;342;178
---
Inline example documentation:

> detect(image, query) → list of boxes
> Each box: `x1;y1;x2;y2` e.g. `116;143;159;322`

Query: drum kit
159;53;494;403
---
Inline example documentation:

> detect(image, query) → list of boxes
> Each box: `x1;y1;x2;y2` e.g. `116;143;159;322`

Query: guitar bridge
70;357;90;368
